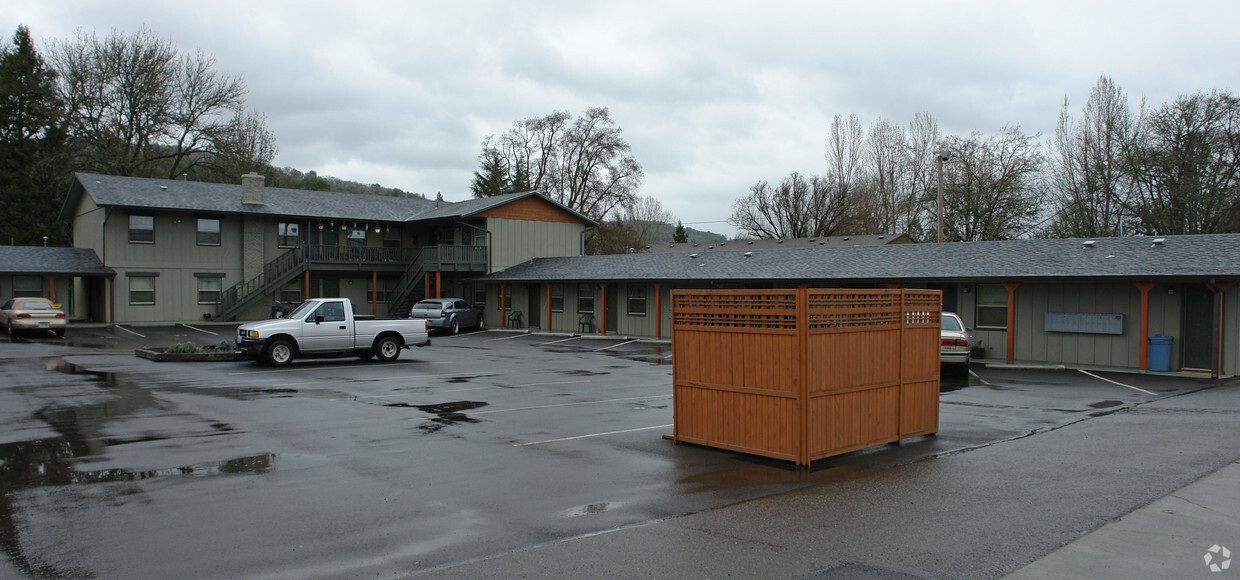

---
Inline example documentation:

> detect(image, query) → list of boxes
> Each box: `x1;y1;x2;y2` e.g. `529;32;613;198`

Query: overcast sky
6;1;1240;236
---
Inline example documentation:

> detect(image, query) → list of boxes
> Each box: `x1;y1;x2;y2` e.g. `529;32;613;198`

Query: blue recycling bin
1148;334;1173;372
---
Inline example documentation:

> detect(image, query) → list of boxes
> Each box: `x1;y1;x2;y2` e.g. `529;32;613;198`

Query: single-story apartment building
477;234;1240;377
0;246;114;321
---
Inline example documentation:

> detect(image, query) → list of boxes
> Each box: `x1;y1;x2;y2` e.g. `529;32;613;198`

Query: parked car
407;298;484;334
940;312;972;375
236;298;430;366
1;297;67;337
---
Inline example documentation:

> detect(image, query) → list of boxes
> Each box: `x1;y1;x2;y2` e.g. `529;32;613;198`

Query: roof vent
693;243;699;247
809;239;816;243
708;245;715;249
668;244;675;248
719;242;726;246
1083;240;1096;248
160;185;168;190
878;235;886;239
1151;238;1166;247
843;237;850;241
819;241;826;245
747;241;754;245
777;239;784;244
689;253;698;259
744;252;752;257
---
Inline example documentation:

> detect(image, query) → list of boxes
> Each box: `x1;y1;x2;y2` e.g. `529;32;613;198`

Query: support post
500;283;507;328
304;270;310;301
371;271;378;316
1002;282;1021;363
546;283;552;331
1134;282;1156;371
600;283;608;334
654;283;663;339
435;271;441;299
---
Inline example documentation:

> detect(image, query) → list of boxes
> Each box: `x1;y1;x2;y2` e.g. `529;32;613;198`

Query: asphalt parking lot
0;325;1234;578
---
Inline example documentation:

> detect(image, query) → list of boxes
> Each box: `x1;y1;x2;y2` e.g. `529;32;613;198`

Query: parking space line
178;324;219;336
114;325;146;338
1078;369;1157;395
513;424;673;447
487;333;533;342
969;369;991;385
473;394;671;416
540;336;582;346
595;339;639;352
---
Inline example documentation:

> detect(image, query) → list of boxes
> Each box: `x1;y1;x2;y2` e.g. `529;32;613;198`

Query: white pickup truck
236;298;430;366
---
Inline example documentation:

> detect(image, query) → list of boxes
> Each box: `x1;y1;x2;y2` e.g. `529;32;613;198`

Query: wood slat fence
671;288;941;466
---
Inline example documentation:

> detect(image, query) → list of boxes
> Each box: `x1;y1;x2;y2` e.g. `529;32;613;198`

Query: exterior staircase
217;249;307;321
386;250;427;318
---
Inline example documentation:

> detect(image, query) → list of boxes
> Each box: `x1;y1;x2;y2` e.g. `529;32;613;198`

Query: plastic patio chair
578;313;594;333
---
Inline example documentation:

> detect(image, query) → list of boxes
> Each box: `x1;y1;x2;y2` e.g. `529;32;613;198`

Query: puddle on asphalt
560;501;619;517
385;400;490;432
1089;399;1124;409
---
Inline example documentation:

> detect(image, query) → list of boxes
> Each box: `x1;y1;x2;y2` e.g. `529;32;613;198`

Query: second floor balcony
304;244;488;272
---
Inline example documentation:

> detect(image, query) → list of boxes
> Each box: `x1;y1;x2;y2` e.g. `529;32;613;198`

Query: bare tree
480;107;642;220
728;171;853;238
587;195;676;254
939;126;1046;241
207;110;278;182
1046;76;1140;237
51;27;246;178
1122;90;1240;234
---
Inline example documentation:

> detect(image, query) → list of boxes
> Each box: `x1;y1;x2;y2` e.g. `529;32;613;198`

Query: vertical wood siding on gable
476;197;582;223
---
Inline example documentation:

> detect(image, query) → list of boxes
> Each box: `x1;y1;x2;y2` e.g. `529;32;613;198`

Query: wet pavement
0;327;1235;578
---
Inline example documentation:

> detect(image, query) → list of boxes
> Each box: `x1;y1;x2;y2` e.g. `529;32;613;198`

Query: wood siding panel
476;196;582;223
673;288;940;466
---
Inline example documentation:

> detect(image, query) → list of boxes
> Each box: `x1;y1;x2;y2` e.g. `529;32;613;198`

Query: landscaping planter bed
135;347;244;362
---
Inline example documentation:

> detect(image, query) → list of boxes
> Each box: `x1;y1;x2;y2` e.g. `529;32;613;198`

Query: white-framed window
197;277;222;304
197;218;221;246
129;277;155;305
129;215;154;243
279;281;302;304
551;284;564;312
976;284;1008;330
367;278;395;303
577;284;595;313
13;276;41;297
627;285;647;316
472;284;487;309
278;223;300;248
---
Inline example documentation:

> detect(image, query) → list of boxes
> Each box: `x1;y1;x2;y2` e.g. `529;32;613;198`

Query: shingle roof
481;234;1240;283
0;247;114;277
68;174;598;226
643;233;912;253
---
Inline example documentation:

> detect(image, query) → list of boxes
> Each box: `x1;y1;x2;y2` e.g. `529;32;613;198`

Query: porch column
44;275;56;304
109;277;115;324
435;271;441;299
600;283;608;334
304;271;310;301
371;271;378;316
500;283;507;328
654;283;663;339
1208;281;1234;377
1002;282;1021;363
1134;282;1156;371
546;283;552;331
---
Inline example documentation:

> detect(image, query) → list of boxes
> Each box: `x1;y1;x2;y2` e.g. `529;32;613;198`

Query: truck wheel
449;318;460;335
375;335;402;362
265;338;295;366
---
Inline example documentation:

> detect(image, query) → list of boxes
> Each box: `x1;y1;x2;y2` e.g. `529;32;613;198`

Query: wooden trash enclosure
671;288;941;466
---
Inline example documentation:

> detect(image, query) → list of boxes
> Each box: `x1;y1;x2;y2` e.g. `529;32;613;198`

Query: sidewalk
1006;460;1240;579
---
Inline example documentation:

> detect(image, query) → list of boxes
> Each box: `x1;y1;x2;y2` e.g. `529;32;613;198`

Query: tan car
1;297;67;337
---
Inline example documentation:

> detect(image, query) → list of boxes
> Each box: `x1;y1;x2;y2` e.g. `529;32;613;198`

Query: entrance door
605;284;618;333
526;285;542;329
1182;284;1214;370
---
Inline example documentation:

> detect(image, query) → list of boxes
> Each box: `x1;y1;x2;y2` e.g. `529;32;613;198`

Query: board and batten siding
71;195;107;319
486;218;583;272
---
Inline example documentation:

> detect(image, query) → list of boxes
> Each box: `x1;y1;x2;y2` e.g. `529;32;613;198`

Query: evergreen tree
470;148;509;197
0;25;68;246
672;220;688;243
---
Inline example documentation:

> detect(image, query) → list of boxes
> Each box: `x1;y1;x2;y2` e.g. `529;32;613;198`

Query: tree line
0;25;423;247
729;77;1240;242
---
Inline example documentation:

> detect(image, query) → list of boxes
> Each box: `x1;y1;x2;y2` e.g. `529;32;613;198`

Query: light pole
936;151;951;243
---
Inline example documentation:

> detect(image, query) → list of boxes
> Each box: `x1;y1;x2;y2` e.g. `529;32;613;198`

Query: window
129;215;154;243
197;218;221;246
197;277;222;304
313;302;346;322
129;277;155;305
551;284;564;312
627;285;647;316
13;276;41;297
382;227;401;248
278;223;300;248
347;228;366;248
367;278;395;303
473;284;487;309
976;284;1008;329
577;284;595;313
279;282;302;303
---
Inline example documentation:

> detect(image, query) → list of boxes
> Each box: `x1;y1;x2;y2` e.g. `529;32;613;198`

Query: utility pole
936;151;951;243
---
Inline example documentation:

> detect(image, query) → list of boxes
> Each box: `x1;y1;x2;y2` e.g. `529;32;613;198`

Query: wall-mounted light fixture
1168;287;1176;296
962;285;972;294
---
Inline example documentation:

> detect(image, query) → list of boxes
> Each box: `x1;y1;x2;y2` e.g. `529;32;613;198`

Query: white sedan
1;297;67;337
940;312;971;375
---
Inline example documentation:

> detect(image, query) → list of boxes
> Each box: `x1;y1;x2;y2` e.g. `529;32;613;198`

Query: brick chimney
241;173;265;205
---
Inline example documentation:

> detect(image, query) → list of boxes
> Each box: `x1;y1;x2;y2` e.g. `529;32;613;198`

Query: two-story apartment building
63;173;596;324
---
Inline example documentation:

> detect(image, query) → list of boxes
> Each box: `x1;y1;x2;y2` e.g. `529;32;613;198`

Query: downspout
580;227;597;255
